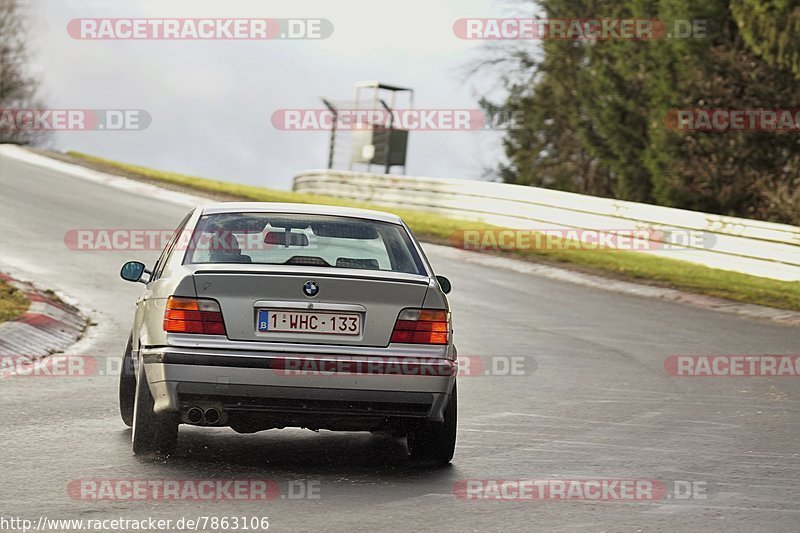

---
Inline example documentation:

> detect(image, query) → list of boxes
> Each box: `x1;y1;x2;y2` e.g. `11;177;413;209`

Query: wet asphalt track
1;152;799;532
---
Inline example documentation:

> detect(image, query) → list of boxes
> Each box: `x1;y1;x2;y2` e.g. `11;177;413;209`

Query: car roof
199;202;404;224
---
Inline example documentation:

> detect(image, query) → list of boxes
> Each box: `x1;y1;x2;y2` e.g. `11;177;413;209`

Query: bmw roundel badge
303;280;319;297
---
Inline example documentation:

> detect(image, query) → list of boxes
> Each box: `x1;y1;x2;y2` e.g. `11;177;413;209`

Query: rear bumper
140;346;456;424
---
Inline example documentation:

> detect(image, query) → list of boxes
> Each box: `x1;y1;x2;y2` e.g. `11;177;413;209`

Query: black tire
131;361;178;456
408;382;457;466
118;337;136;427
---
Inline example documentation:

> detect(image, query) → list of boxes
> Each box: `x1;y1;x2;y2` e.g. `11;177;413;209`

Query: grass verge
0;279;29;323
65;151;800;312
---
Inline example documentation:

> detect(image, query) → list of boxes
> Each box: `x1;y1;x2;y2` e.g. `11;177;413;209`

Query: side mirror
120;261;147;283
436;275;452;294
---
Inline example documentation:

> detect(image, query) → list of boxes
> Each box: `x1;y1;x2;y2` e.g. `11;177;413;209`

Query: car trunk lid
191;266;430;347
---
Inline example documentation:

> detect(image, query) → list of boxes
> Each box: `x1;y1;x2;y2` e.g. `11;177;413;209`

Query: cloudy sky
22;0;531;190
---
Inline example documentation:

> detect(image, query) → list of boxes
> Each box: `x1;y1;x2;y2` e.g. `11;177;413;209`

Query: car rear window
184;212;426;275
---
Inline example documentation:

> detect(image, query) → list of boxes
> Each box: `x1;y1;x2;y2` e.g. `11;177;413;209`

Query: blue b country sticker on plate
257;309;270;331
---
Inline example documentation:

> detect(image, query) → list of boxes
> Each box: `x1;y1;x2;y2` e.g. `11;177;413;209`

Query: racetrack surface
1;152;799;532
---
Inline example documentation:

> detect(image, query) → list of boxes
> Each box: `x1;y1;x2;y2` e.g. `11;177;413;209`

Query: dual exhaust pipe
186;406;222;425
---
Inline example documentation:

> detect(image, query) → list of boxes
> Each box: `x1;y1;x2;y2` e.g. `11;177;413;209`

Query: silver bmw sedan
118;202;457;466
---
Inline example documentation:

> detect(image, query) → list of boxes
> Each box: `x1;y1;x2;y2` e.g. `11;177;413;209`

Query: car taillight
390;309;450;345
163;296;226;335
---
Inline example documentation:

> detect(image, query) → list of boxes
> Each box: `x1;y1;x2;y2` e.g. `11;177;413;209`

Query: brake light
163;296;226;335
390;309;450;344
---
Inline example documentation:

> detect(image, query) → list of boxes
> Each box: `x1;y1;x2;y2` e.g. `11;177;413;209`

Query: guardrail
293;169;800;282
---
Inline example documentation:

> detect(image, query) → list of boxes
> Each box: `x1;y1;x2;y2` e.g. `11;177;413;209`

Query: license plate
257;309;361;335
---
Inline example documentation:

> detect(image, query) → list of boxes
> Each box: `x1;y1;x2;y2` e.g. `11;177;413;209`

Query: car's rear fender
134;268;196;354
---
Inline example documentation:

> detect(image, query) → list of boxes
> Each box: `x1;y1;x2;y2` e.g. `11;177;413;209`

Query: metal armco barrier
293;169;800;282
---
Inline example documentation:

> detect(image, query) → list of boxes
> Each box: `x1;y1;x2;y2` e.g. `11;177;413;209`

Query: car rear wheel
131;362;178;456
118;337;135;427
407;382;457;466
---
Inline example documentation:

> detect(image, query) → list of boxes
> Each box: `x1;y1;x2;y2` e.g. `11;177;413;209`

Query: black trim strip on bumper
143;352;456;376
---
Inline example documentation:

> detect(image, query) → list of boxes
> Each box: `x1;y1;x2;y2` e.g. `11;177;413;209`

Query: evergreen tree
486;0;800;224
